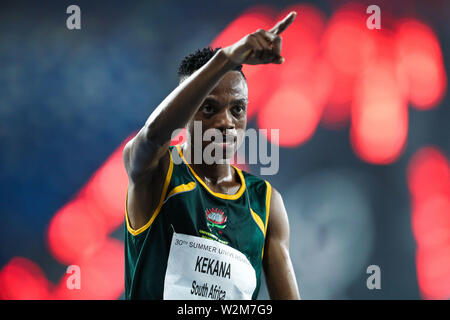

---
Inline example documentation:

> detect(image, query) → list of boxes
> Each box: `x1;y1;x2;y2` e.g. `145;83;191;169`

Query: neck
182;143;235;184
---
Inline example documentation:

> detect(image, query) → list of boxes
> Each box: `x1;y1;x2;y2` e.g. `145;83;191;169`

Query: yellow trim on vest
175;145;246;200
166;181;196;199
264;180;272;235
251;208;265;236
125;150;174;236
261;180;272;259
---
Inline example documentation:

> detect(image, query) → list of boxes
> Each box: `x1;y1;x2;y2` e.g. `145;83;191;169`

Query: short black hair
177;47;245;81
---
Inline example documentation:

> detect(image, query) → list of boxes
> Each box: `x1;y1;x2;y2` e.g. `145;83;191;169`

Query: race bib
163;232;257;300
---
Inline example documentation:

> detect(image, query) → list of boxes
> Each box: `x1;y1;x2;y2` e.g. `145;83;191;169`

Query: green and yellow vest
125;145;271;299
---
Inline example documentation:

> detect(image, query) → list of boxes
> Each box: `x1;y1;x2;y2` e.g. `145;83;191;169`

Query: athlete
123;11;300;300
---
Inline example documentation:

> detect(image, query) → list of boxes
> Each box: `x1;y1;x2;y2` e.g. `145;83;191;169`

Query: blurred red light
408;147;450;299
407;146;450;202
322;5;374;77
0;257;51;300
277;5;325;76
321;72;354;128
47;139;131;266
258;88;320;147
412;195;450;249
47;197;108;265
351;61;408;164
214;3;447;163
320;4;378;129
395;19;447;109
53;239;124;300
416;246;450;299
84;148;129;232
241;63;281;120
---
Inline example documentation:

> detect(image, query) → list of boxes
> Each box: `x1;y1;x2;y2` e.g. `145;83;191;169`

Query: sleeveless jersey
124;145;272;300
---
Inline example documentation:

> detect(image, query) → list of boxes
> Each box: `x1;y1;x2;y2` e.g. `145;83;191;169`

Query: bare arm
123;11;297;181
123;50;237;182
123;12;297;230
263;188;300;300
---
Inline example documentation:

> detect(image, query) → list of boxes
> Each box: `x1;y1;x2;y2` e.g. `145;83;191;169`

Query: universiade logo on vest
170;121;280;176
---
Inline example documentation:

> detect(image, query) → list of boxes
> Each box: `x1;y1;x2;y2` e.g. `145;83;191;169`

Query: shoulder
269;186;283;208
266;185;290;241
237;168;283;202
239;168;275;218
239;168;271;193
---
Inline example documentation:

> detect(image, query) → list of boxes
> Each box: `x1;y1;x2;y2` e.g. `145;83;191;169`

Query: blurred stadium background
0;0;449;299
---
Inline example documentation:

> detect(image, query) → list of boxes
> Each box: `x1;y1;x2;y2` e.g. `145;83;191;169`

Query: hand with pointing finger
221;11;297;66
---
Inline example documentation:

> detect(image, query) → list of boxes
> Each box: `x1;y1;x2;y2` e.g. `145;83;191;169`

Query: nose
214;108;235;132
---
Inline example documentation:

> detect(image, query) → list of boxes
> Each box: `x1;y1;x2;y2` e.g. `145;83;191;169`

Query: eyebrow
233;98;248;104
203;97;219;104
203;97;248;105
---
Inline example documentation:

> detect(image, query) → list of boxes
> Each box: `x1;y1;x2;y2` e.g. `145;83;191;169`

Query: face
186;71;248;161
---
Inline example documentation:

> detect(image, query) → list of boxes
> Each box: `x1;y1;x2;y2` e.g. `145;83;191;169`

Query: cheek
192;112;210;129
186;118;208;142
236;119;247;145
237;116;247;130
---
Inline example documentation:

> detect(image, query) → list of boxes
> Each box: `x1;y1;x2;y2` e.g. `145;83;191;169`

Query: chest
161;187;265;264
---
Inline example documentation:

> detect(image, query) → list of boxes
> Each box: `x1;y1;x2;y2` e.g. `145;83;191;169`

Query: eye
232;104;245;116
202;104;214;115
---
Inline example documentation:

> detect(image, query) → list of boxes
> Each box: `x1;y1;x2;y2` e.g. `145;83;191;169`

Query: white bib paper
163;232;257;300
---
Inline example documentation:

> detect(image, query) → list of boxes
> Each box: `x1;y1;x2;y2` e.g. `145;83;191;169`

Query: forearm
264;242;300;300
144;49;236;145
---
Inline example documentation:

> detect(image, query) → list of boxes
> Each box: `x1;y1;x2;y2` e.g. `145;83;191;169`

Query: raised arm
263;187;301;300
123;50;236;182
123;12;297;230
123;11;297;182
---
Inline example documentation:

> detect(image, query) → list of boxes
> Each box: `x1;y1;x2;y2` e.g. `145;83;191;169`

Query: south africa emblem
205;208;227;232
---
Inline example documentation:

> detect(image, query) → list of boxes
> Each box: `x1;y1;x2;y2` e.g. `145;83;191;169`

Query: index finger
268;11;297;35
